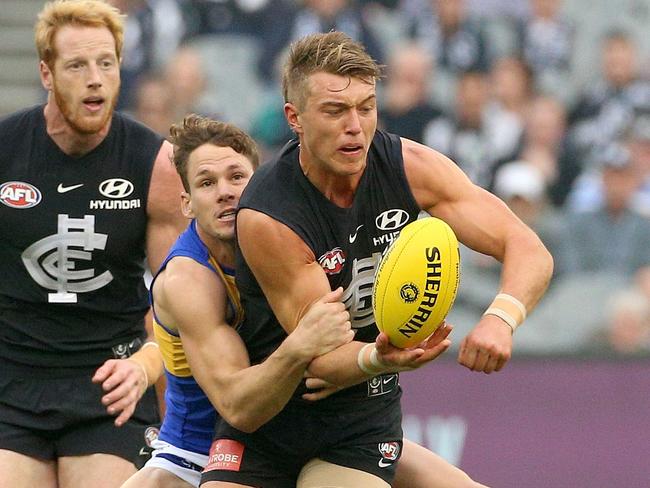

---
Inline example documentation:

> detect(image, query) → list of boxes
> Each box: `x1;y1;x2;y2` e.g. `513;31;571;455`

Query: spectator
109;0;198;110
568;117;650;215
484;56;535;165
257;0;385;83
424;71;494;186
163;45;214;121
494;161;565;270
492;95;580;206
249;94;294;159
379;43;443;143
515;0;574;97
569;30;650;155
131;74;175;137
189;0;271;37
407;0;491;74
562;143;650;275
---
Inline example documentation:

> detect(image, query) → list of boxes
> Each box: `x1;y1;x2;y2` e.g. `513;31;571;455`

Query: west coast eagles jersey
150;219;242;454
0;105;163;370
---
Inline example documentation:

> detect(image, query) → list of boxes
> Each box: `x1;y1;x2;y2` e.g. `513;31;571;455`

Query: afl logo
318;247;346;275
378;441;400;461
375;209;409;231
143;426;160;447
99;178;134;199
0;181;42;208
400;283;419;303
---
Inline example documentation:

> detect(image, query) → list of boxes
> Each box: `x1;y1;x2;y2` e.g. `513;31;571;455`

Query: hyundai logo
99;178;134;199
375;209;409;231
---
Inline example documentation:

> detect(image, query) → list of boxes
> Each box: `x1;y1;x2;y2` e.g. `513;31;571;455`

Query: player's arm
402;138;554;373
157;256;352;433
145;140;187;276
92;141;186;424
237;209;451;388
138;140;187;372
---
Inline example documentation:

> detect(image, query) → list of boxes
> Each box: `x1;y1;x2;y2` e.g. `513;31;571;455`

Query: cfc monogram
21;214;113;303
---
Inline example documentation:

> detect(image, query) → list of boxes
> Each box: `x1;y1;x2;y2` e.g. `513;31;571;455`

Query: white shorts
144;439;209;487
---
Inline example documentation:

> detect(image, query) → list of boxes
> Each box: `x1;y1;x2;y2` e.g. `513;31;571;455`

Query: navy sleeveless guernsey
0;105;163;371
236;129;421;405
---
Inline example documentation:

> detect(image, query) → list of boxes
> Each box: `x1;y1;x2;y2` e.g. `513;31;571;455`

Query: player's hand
92;358;148;427
302;375;342;401
374;322;452;372
292;287;354;358
458;315;513;374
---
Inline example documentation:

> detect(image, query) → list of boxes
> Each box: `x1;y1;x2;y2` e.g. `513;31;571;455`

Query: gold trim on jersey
154;321;191;377
153;253;244;377
208;254;244;330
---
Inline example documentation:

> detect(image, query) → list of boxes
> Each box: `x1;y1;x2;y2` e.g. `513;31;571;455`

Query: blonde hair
282;31;382;110
35;0;125;67
169;114;260;192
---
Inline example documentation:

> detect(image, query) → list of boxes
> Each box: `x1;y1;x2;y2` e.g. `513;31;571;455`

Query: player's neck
199;229;236;269
298;151;361;208
43;99;110;157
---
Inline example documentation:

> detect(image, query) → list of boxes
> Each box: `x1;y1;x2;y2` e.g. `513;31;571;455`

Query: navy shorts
201;376;403;487
0;370;160;463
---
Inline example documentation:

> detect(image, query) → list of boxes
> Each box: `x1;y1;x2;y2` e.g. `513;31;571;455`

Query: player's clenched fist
290;287;354;358
458;315;513;374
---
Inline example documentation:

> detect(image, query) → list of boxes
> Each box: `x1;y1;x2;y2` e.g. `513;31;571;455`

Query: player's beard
52;79;118;135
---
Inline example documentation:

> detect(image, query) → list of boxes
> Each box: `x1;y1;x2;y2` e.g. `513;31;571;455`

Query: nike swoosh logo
378;459;393;468
57;183;84;193
382;376;395;385
349;224;363;243
138;447;149;456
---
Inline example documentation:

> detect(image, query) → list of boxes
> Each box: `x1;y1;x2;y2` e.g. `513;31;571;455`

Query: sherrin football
372;217;460;348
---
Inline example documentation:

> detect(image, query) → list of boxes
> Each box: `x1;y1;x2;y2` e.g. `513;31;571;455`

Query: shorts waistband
0;337;146;378
155;453;204;473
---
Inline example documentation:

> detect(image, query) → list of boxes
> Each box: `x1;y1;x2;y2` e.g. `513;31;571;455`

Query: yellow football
372;217;460;348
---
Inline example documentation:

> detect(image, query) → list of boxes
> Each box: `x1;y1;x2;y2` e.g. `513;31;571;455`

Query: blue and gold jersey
150;219;242;454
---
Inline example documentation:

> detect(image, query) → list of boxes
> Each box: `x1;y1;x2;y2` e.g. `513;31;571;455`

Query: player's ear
284;102;302;134
39;61;53;91
180;191;194;218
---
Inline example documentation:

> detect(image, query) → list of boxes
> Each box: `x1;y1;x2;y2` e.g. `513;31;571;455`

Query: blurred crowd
109;0;650;357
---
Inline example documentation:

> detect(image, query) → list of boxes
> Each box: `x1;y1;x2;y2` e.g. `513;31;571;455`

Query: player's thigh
120;466;195;488
394;439;487;488
297;458;390;488
0;449;57;488
58;452;137;488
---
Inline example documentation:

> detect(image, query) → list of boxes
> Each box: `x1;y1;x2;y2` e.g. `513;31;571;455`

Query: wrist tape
483;293;527;333
357;343;384;376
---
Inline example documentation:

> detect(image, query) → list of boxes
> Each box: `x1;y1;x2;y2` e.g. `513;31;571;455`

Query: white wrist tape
483;293;527;333
141;341;159;350
369;346;388;370
357;343;383;376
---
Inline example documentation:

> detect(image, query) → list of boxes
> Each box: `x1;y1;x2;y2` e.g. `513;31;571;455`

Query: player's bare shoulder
238;208;316;264
153;257;226;326
147;140;184;218
401;138;465;180
400;137;471;210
